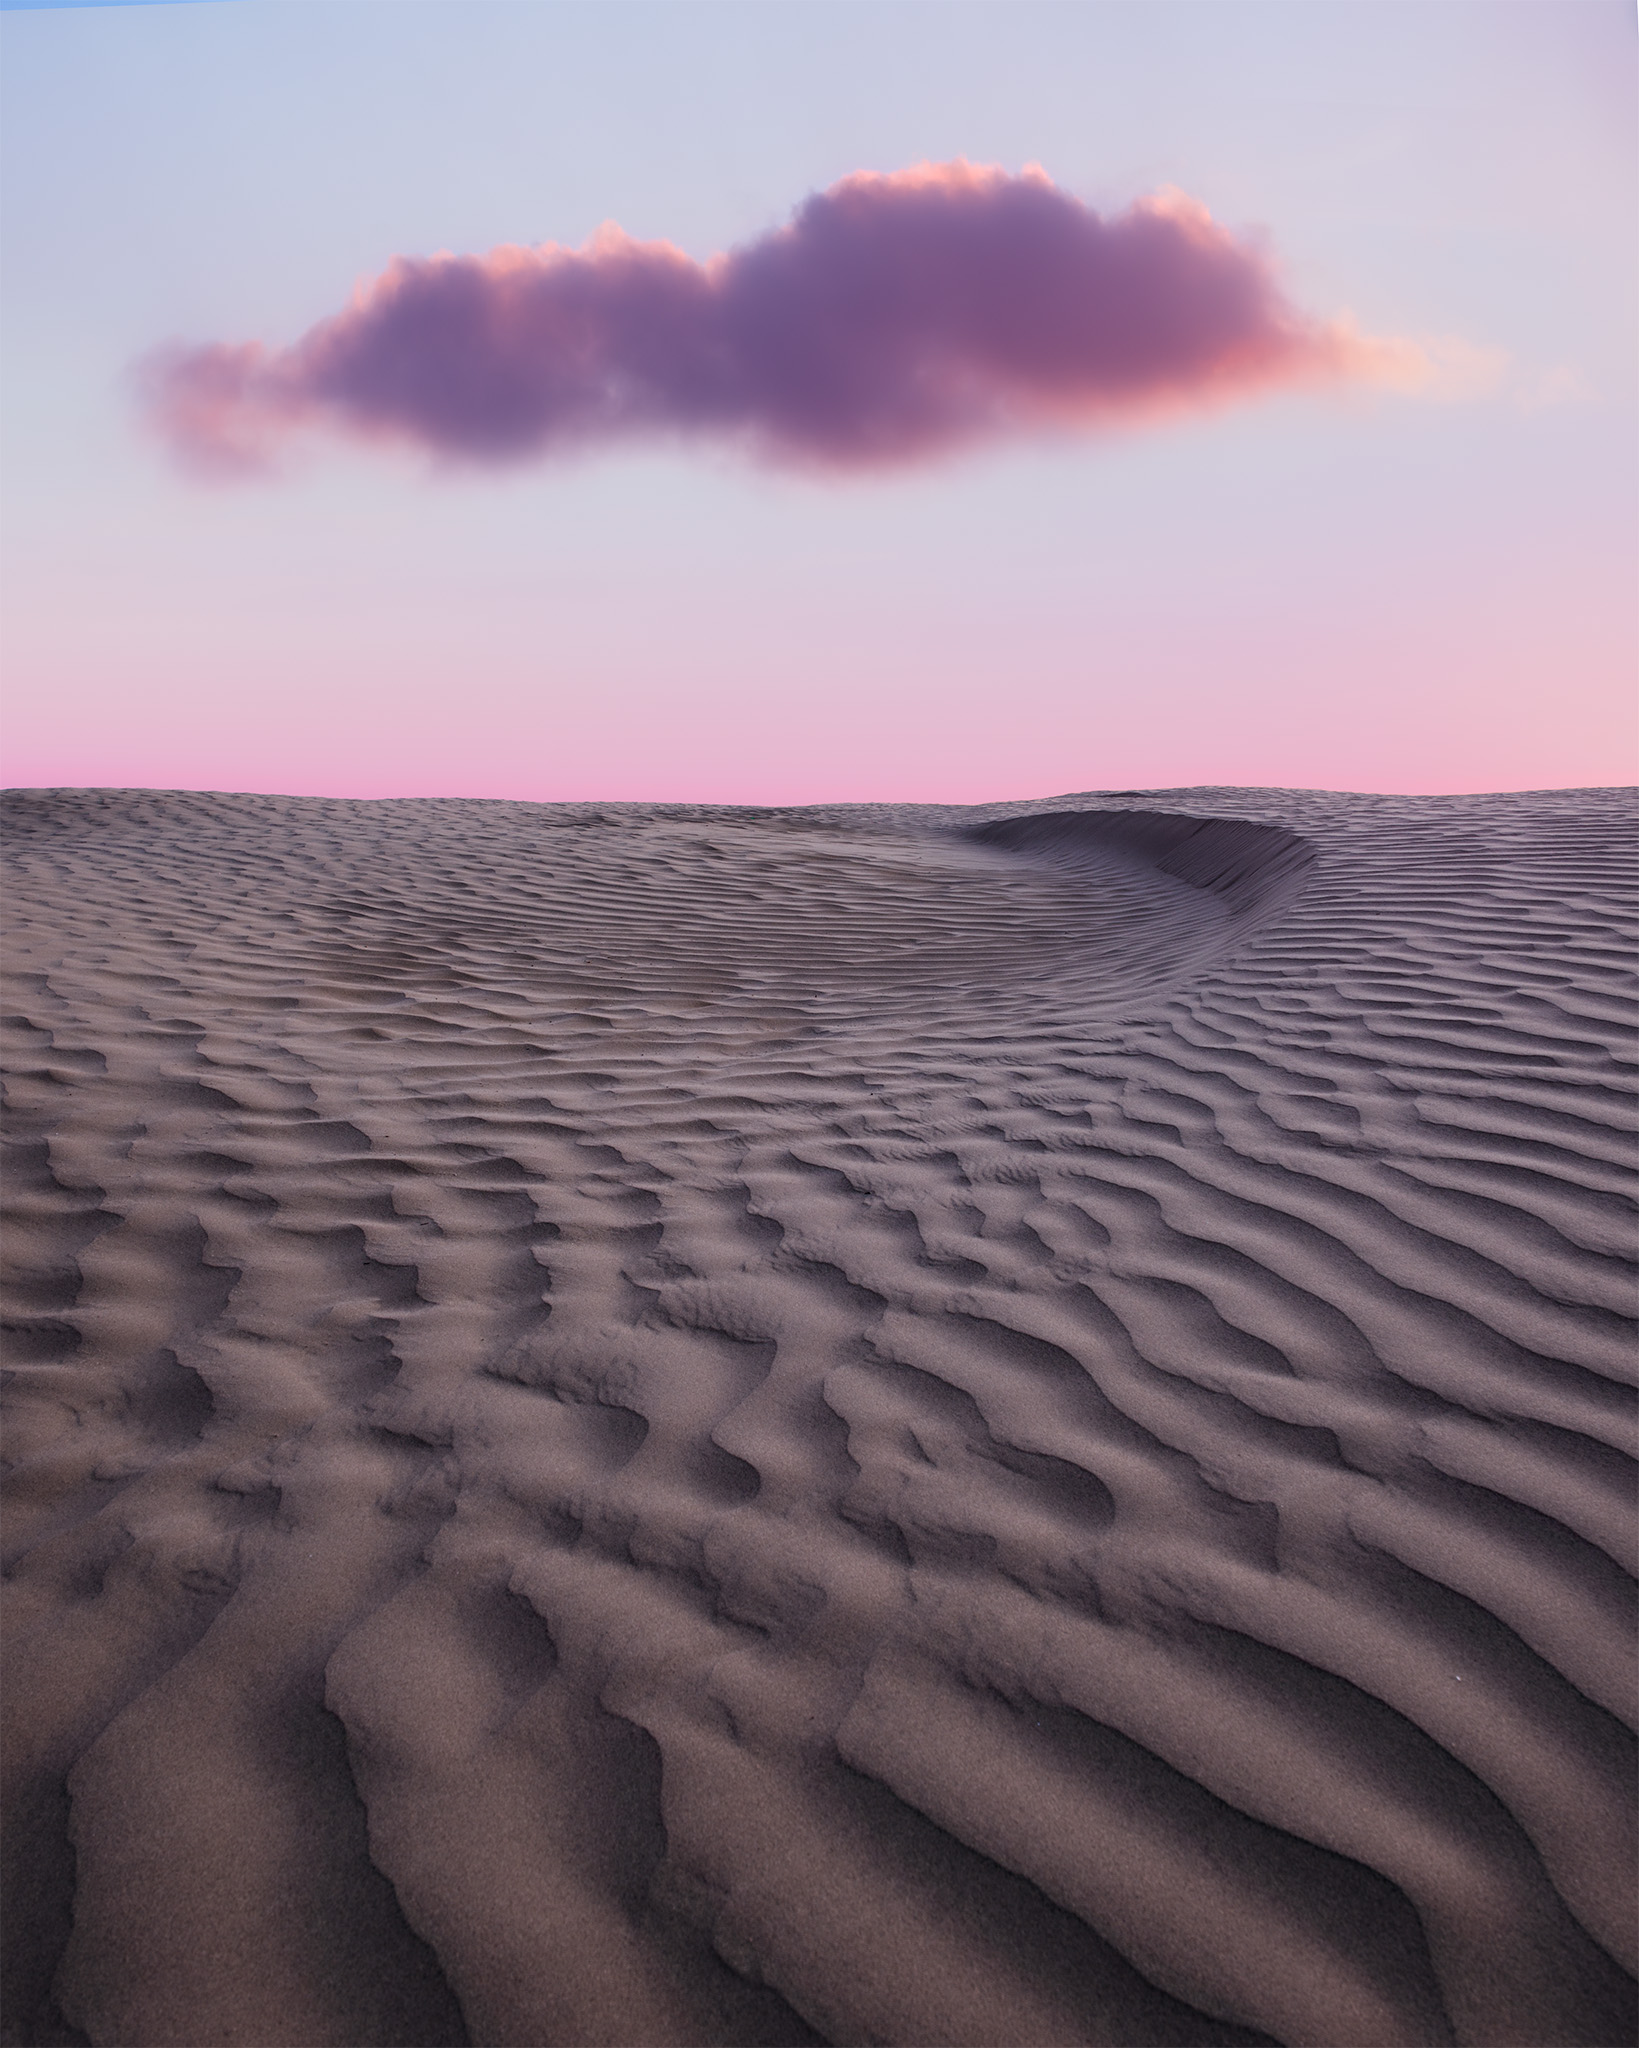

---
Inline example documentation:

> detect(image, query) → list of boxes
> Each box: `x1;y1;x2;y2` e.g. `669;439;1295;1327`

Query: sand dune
2;784;1634;2048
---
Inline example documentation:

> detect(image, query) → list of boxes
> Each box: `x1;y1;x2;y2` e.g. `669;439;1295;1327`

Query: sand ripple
3;785;1634;2047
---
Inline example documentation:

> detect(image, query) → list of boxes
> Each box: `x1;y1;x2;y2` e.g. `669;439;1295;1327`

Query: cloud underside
143;161;1429;477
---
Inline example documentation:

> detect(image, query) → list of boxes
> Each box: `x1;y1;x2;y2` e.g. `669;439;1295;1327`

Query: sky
1;0;1634;803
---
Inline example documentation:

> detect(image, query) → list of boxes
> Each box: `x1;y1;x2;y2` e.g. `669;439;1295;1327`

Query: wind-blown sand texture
2;784;1635;2048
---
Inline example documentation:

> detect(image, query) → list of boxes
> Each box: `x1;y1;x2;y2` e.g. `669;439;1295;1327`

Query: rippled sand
2;785;1634;2048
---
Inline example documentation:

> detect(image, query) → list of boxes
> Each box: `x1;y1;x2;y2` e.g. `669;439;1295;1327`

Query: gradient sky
2;0;1634;802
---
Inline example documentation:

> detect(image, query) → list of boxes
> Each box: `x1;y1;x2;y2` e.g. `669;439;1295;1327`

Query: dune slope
2;784;1635;2048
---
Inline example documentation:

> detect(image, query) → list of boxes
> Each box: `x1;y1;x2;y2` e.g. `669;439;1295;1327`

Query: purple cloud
142;161;1424;477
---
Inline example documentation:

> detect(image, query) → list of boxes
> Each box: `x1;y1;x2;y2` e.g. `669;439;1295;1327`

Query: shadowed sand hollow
2;784;1635;2047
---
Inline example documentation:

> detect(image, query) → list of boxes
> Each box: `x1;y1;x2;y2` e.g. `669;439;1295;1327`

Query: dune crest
3;785;1635;2048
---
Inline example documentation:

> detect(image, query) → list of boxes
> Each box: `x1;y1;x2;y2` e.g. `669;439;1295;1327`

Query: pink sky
3;2;1633;800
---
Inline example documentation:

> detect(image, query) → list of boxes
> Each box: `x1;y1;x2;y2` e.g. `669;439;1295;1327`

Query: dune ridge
2;784;1635;2048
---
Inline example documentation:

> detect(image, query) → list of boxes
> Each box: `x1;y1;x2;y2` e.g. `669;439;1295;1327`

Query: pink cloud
141;161;1421;477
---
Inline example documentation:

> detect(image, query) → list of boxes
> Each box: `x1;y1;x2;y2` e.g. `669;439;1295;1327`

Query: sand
2;783;1634;2048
